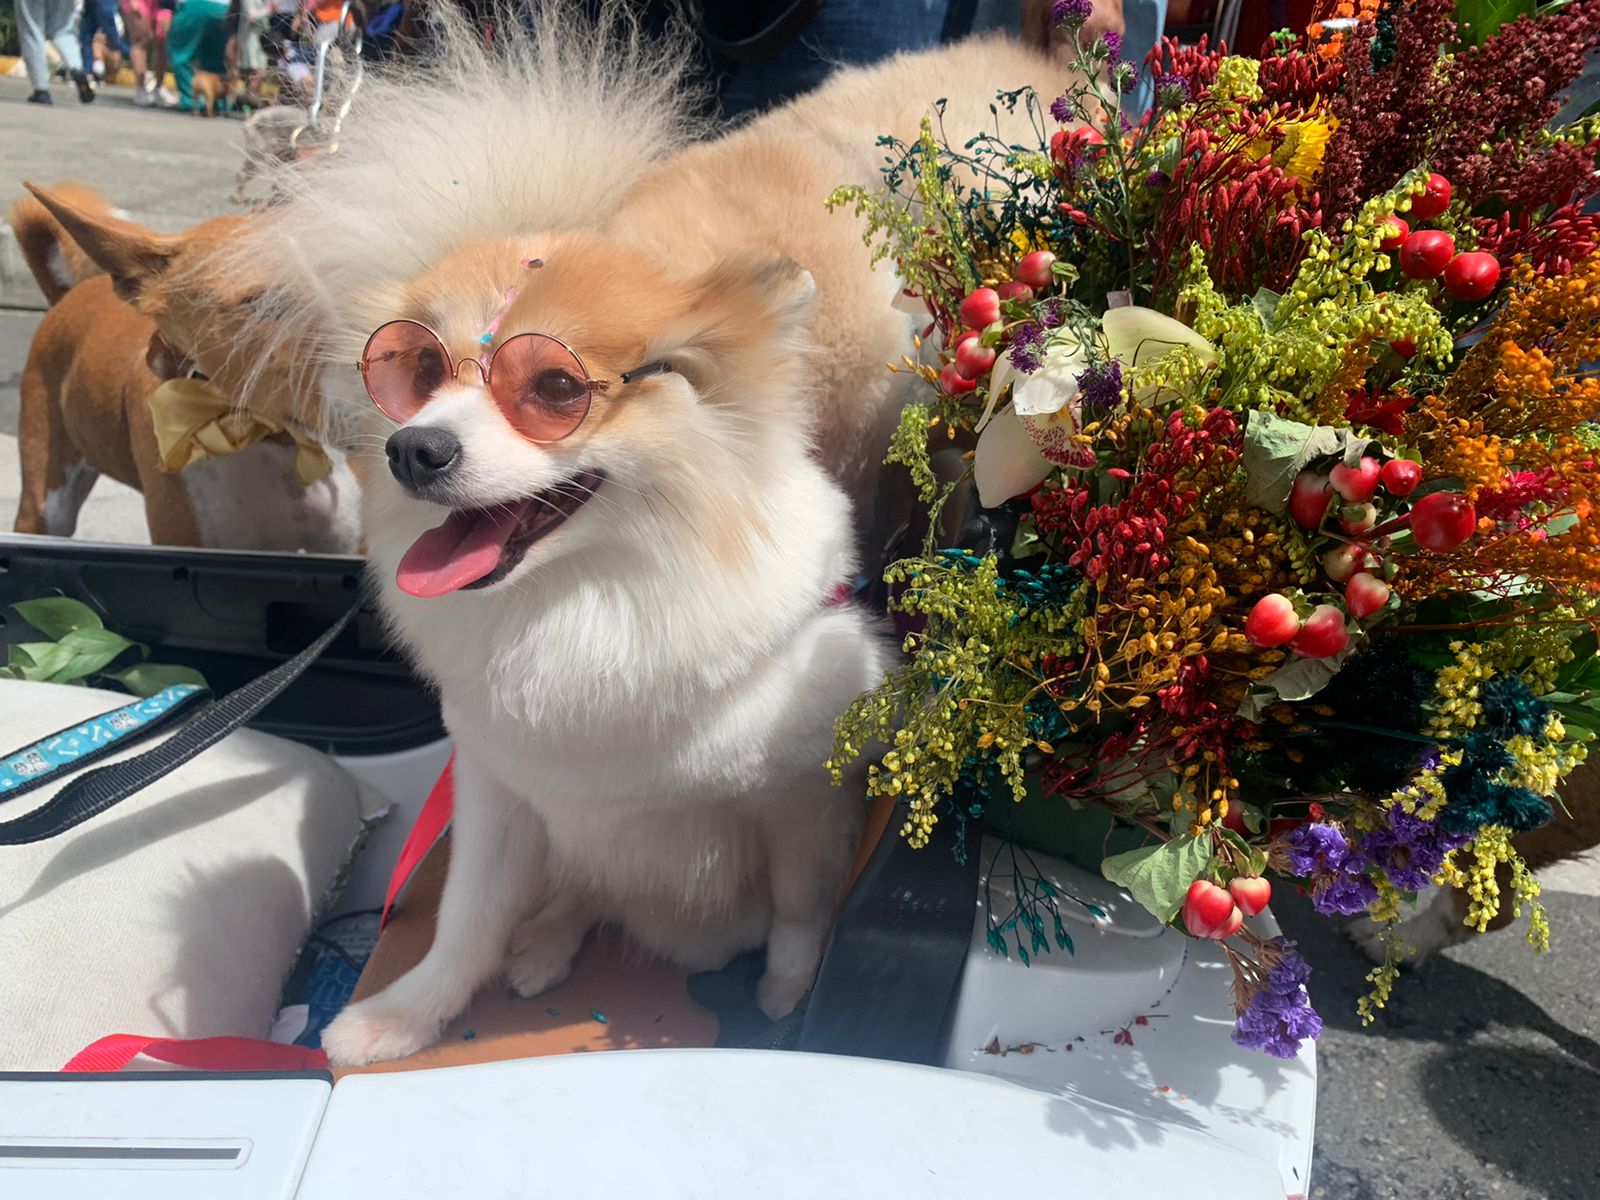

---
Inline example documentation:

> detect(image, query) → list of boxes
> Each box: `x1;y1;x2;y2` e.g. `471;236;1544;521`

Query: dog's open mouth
396;470;605;599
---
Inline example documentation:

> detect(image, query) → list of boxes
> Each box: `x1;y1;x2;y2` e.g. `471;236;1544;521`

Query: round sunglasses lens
488;335;593;442
362;321;451;421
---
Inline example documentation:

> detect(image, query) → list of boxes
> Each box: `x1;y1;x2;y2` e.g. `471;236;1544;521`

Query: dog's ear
23;182;177;304
653;255;817;391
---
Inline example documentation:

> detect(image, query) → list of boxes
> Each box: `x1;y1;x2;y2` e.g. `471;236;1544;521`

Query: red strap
381;754;456;928
63;1033;328;1073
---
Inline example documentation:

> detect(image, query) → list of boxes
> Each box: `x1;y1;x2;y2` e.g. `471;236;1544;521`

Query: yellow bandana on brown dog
148;377;332;486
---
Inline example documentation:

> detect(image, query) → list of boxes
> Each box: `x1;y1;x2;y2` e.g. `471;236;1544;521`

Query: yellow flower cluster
1425;639;1494;738
1440;826;1550;949
1384;751;1460;821
1212;56;1263;102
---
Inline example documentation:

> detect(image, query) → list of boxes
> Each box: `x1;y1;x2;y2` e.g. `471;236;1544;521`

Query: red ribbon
63;1033;328;1073
381;753;455;927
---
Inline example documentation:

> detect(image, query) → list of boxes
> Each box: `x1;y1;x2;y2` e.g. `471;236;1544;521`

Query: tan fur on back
604;37;1073;553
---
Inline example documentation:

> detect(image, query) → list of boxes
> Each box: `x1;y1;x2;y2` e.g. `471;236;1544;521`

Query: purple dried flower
1358;806;1472;893
1312;870;1379;916
1009;322;1046;374
1156;73;1190;106
1231;940;1321;1060
1283;823;1350;876
1102;31;1122;62
1145;169;1171;189
1076;359;1122;417
1049;94;1074;125
1039;299;1066;328
1052;0;1092;30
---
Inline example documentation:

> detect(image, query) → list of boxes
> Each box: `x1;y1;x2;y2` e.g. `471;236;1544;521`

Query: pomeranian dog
12;184;360;550
229;4;1066;1066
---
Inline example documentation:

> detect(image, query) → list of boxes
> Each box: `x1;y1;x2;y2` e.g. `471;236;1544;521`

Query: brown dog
190;70;226;116
10;183;360;551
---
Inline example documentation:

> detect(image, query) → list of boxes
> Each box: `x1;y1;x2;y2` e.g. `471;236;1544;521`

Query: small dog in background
190;69;229;116
10;183;361;551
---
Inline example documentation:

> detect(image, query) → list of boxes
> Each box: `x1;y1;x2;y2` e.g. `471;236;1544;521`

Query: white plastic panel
0;1075;329;1200
944;837;1317;1197
297;1049;1283;1199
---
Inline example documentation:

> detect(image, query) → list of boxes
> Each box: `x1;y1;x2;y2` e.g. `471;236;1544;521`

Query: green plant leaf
1101;834;1213;924
1241;411;1373;515
41;628;138;684
9;642;73;682
11;597;103;640
105;663;209;698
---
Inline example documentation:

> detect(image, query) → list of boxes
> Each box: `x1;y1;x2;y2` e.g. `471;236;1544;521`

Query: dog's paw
320;999;440;1067
505;914;581;999
756;970;809;1022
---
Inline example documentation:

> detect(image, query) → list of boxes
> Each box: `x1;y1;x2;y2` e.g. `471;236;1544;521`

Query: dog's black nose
386;426;462;491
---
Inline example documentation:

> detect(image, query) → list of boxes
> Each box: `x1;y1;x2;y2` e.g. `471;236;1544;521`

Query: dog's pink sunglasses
358;320;617;444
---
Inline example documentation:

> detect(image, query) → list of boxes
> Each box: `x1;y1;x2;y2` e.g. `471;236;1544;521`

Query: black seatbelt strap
0;601;359;846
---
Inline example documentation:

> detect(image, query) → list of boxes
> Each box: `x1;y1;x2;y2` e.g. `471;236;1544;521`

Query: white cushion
0;680;386;1071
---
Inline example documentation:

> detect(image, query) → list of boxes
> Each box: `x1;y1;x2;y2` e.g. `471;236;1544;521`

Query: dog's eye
413;348;448;397
532;369;588;410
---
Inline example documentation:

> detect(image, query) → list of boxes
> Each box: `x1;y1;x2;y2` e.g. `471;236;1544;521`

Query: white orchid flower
972;307;1216;508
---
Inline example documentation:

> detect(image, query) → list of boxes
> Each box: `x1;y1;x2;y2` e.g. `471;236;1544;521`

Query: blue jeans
81;0;132;64
716;0;968;119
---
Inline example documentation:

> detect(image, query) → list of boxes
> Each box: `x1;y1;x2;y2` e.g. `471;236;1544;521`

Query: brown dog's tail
7;182;114;305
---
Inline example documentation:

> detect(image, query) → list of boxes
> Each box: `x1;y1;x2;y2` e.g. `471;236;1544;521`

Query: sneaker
27;89;53;105
133;77;155;107
72;70;95;103
156;85;179;108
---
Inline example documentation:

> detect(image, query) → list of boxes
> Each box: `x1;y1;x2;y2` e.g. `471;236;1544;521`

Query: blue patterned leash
0;602;358;846
0;685;209;801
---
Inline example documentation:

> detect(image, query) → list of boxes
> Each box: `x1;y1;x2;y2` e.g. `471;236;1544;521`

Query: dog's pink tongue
396;503;530;598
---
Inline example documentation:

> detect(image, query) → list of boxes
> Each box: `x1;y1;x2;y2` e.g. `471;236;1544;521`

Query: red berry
1321;543;1379;583
1290;604;1351;658
959;287;1001;330
953;329;980;349
1410;173;1452;221
1380;216;1409;250
1222;806;1249;835
1245;593;1302;649
954;338;997;380
939;363;977;395
1289;471;1334;530
1016;251;1057;290
1340;502;1378;535
1380;459;1422;496
1079;127;1105;147
1182;880;1238;939
1400;230;1455;279
1390;335;1417;359
1443;251;1501;303
1228;876;1272;918
1410;492;1477;551
1216;906;1245;939
1330;456;1382;503
1346;571;1392;620
996;281;1035;305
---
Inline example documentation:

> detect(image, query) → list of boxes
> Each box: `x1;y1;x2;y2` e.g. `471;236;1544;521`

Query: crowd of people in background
15;0;1173;123
14;0;403;112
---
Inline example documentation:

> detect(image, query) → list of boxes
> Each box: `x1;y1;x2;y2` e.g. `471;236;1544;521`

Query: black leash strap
0;602;359;846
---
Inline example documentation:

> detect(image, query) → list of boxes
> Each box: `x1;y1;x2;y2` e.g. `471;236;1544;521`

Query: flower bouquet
829;0;1600;1058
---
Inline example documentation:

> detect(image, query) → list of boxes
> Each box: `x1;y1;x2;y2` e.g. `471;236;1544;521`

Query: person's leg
99;0;133;63
45;0;95;98
16;0;56;92
125;6;150;78
166;0;201;107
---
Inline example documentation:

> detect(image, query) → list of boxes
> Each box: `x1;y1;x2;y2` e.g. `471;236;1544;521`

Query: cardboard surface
336;794;896;1079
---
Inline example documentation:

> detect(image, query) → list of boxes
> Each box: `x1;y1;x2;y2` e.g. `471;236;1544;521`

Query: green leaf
106;663;209;698
1101;834;1213;924
1241;411;1372;515
1238;643;1356;721
40;628;138;684
11;597;103;640
9;642;75;682
1250;286;1281;327
1453;0;1536;46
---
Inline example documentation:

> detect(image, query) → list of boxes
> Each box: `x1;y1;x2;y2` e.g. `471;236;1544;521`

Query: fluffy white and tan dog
232;5;1067;1066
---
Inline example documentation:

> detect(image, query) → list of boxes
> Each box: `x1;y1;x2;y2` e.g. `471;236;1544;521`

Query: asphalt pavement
2;71;1598;1200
